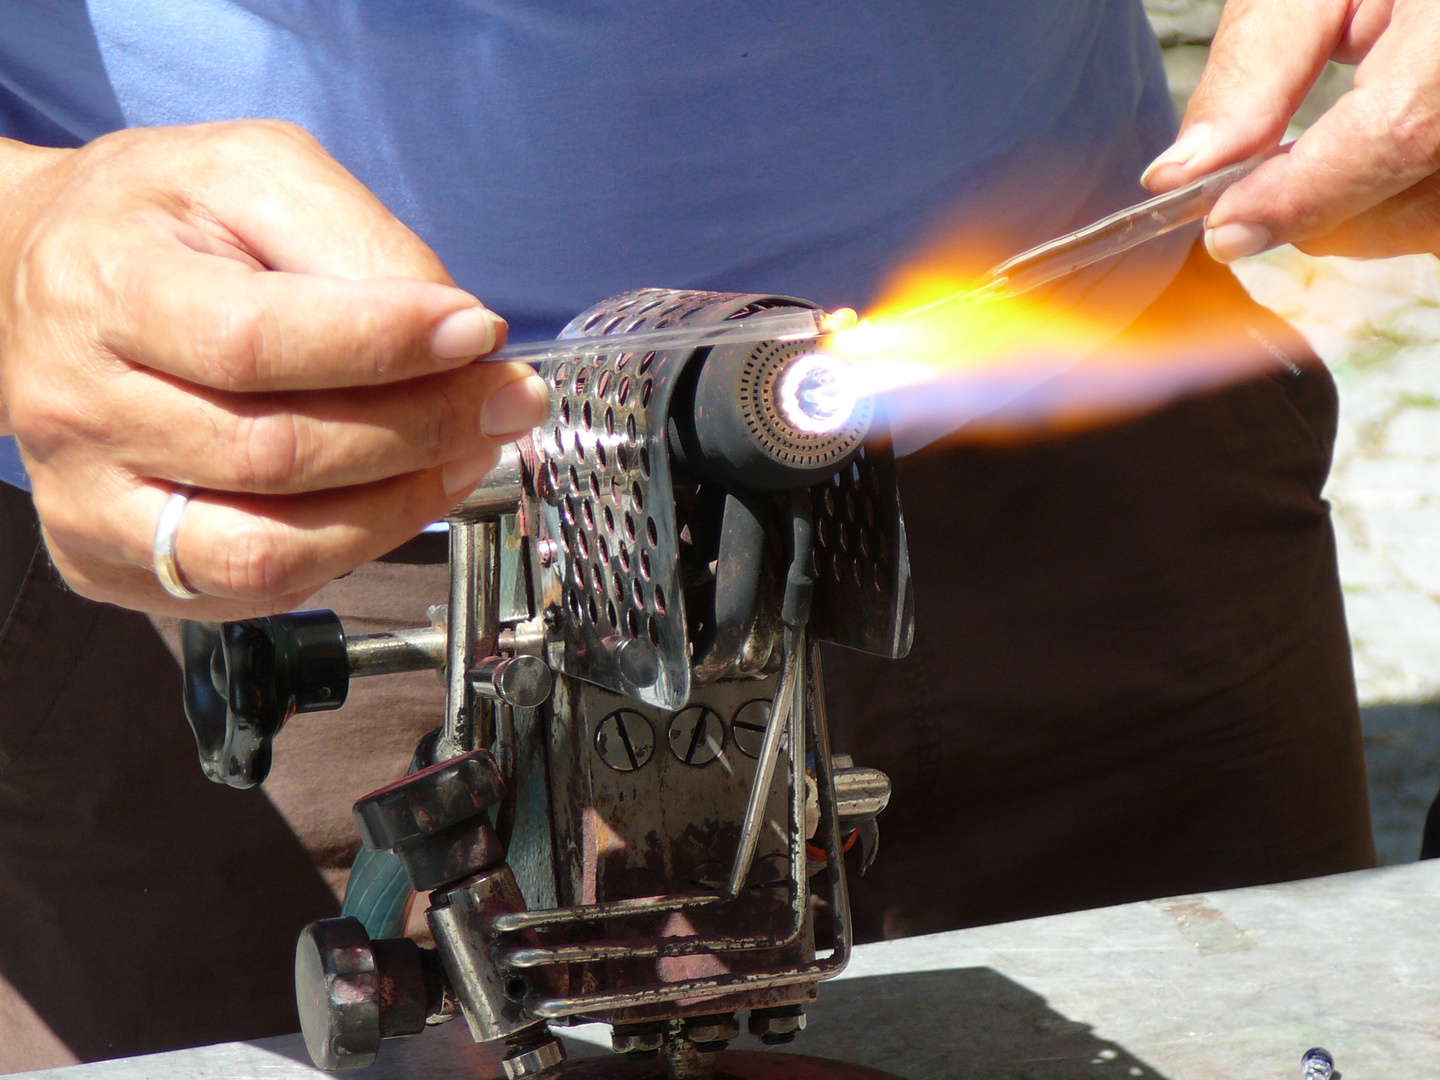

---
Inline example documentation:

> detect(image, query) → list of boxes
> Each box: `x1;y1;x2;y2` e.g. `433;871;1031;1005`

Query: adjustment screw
667;706;725;766
595;710;655;772
731;699;772;759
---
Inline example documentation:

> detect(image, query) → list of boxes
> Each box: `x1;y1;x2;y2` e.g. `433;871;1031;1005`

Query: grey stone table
17;861;1439;1080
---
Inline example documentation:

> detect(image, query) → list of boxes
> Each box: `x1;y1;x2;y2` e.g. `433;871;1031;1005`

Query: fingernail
481;374;550;437
1141;122;1214;187
431;306;504;360
442;453;494;497
1205;222;1271;263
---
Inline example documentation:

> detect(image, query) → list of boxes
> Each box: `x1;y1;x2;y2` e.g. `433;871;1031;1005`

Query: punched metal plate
809;446;914;659
533;290;819;710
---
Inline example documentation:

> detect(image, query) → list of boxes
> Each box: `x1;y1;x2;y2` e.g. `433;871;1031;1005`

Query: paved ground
1233;250;1440;864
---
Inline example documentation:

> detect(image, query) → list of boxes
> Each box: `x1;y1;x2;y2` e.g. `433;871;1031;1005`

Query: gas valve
180;611;348;788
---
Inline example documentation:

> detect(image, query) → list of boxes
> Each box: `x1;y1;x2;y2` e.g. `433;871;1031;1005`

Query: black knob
352;749;508;890
295;917;443;1071
180;610;349;789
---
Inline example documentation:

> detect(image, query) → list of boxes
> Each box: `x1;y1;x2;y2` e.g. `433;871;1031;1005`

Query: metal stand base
559;1050;902;1080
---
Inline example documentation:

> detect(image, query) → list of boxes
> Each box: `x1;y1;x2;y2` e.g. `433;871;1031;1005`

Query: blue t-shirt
0;1;1182;488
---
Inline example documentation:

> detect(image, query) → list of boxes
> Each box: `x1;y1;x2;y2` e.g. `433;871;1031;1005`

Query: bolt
731;699;772;758
536;538;559;566
748;1005;806;1045
611;1023;664;1058
667;706;725;765
595;710;655;771
680;1013;739;1048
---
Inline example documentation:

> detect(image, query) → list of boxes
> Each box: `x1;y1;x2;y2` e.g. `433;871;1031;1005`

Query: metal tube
489;891;722;935
724;628;802;898
442;524;479;756
345;627;446;677
451;444;525;522
807;635;853;966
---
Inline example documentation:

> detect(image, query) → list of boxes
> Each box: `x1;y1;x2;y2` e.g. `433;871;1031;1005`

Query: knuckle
6;383;101;457
224;117;320;159
421;378;468;462
1360;86;1440;177
218;518;297;599
229;411;305;492
191;291;273;388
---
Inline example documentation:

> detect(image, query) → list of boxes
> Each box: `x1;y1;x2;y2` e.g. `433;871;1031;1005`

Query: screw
594;710;655;771
731;699;771;758
1301;1048;1335;1080
668;706;725;765
536;538;559;566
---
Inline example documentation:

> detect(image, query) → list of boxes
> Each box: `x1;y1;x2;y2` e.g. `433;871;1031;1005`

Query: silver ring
153;485;203;600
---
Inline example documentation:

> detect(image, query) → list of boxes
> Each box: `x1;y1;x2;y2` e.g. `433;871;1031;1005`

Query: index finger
101;240;509;392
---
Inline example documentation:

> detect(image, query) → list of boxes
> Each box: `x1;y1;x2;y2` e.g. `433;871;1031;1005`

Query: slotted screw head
594;710;656;772
668;705;725;766
731;699;772;759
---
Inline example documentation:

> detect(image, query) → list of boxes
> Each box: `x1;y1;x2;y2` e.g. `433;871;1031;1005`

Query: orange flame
819;248;1295;449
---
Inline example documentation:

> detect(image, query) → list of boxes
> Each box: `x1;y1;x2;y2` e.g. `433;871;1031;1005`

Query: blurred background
1147;1;1440;865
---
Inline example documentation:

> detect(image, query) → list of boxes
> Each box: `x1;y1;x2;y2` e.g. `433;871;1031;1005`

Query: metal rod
807;635;853;965
441;524;479;756
345;627;446;677
724;628;802;897
489;892;722;934
486;309;824;366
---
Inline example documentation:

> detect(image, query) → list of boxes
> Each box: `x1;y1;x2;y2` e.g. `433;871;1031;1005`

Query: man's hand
0;121;548;618
1142;0;1440;262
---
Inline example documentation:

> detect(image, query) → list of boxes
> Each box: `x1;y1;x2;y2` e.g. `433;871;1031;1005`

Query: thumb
1142;0;1350;192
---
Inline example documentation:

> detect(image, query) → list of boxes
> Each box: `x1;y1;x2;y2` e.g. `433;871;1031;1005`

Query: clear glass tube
486;308;824;365
984;154;1268;298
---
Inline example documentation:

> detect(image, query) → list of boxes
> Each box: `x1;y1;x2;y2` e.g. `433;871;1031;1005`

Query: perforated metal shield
531;289;913;712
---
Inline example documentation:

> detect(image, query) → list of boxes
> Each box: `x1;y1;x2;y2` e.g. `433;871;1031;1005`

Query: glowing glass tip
777;354;859;434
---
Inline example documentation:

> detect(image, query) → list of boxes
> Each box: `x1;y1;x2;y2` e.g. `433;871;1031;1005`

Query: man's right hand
0;120;548;619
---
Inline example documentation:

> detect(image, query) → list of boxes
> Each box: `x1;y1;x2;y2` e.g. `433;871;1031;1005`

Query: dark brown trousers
0;248;1372;1068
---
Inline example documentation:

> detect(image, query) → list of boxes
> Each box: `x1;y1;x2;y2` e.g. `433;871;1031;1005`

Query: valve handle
180;610;349;789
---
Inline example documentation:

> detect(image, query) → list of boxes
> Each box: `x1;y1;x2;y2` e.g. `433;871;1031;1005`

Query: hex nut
748;1006;807;1045
680;1013;740;1047
502;1037;565;1079
611;1024;665;1057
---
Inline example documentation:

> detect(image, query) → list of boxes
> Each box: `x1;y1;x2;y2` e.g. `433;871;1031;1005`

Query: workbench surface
17;860;1439;1080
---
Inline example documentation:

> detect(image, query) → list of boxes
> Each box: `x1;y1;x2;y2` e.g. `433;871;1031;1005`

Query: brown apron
0;246;1372;1068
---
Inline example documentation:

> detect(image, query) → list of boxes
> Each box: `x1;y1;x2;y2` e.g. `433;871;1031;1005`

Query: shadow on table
794;967;1170;1080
